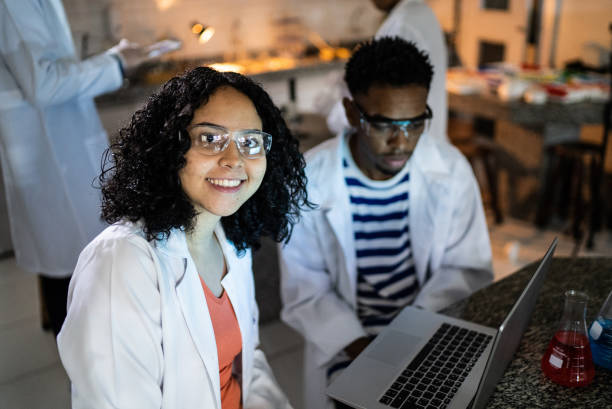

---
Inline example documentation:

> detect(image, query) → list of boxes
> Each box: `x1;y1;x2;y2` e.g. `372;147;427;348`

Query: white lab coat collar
412;129;450;176
311;131;451;296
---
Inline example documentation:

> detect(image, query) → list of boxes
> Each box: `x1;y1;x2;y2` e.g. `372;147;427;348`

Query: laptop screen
471;238;557;409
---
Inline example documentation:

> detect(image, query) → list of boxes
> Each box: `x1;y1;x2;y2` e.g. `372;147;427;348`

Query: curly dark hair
99;66;312;252
345;36;434;96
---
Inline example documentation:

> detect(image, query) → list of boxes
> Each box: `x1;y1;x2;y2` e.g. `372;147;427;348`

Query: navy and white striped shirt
343;142;419;336
327;140;419;380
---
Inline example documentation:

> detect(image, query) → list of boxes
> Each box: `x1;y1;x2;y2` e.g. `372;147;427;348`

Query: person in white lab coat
58;67;310;408
0;0;152;335
279;38;492;409
326;0;448;142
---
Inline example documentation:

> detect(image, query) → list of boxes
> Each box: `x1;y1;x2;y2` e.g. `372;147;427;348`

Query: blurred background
0;0;610;407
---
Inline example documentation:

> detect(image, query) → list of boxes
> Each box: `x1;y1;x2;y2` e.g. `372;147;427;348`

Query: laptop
327;238;557;409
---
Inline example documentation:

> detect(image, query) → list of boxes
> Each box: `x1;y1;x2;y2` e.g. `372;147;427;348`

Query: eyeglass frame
184;122;273;159
354;102;433;142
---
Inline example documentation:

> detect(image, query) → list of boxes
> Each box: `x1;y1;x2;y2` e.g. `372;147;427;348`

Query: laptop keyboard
378;323;493;409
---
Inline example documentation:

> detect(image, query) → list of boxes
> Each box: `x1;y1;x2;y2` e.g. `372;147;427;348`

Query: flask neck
559;290;589;334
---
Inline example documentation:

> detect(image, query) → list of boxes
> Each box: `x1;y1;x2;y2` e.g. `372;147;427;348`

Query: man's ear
342;97;360;128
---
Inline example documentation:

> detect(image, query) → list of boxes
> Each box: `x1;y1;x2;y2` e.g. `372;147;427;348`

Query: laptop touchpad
366;330;422;367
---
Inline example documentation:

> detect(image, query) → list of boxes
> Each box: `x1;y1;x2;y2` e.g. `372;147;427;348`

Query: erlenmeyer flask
589;289;612;370
541;290;595;387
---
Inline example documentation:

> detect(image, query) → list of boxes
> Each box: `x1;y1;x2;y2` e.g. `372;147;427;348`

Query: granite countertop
444;257;612;408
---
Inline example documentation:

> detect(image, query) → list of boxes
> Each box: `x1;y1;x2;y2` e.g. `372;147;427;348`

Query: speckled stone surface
444;257;612;408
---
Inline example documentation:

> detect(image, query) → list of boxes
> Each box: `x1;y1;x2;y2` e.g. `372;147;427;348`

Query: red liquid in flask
541;330;595;387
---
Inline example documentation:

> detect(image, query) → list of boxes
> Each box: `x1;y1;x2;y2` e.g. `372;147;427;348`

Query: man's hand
344;336;374;360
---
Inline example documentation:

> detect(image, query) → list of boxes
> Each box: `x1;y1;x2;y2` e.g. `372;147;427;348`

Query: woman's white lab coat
0;0;123;277
279;133;492;409
58;221;292;409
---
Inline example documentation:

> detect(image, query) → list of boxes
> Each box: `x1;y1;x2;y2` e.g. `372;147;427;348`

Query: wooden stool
547;139;608;250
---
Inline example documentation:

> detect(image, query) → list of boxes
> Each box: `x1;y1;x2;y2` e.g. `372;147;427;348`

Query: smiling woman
99;68;309;252
56;67;311;409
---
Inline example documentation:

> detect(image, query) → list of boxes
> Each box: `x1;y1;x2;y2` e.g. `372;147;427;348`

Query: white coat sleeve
1;1;123;106
244;287;293;409
279;209;367;367
57;236;163;409
413;160;493;312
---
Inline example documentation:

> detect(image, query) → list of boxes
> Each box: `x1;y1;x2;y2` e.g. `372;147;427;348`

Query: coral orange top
200;276;243;409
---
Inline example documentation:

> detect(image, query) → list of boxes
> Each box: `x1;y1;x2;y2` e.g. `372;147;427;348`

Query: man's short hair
345;36;434;96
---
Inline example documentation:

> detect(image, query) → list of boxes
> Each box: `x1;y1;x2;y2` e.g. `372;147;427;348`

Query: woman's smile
206;177;247;192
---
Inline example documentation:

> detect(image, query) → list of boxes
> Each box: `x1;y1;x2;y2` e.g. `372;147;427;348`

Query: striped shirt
327;139;419;380
344;147;419;336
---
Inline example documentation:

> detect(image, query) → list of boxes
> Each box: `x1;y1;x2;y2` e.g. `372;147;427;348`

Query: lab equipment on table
541;290;595;387
589;289;612;370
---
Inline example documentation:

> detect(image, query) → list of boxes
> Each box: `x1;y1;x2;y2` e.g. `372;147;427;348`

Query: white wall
456;0;530;69
451;0;610;70
540;0;611;69
429;0;455;33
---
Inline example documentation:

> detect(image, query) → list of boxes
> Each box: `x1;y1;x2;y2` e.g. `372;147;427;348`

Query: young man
327;0;448;143
279;37;493;409
373;0;448;142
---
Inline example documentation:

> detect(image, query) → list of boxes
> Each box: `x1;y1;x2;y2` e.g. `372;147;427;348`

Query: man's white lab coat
0;0;123;276
58;221;292;409
279;132;492;409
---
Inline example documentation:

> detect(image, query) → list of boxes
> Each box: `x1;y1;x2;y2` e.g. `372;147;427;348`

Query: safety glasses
355;103;433;142
186;123;272;159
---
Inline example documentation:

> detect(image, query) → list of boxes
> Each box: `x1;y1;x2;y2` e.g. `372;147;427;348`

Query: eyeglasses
355;103;433;142
186;123;272;159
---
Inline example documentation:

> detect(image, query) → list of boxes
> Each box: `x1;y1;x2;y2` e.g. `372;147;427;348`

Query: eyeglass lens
366;120;426;140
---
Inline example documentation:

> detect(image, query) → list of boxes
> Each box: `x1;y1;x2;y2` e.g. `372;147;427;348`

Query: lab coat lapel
323;136;357;299
161;230;222;409
214;225;254;401
410;134;451;285
324;202;357;295
410;167;434;284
